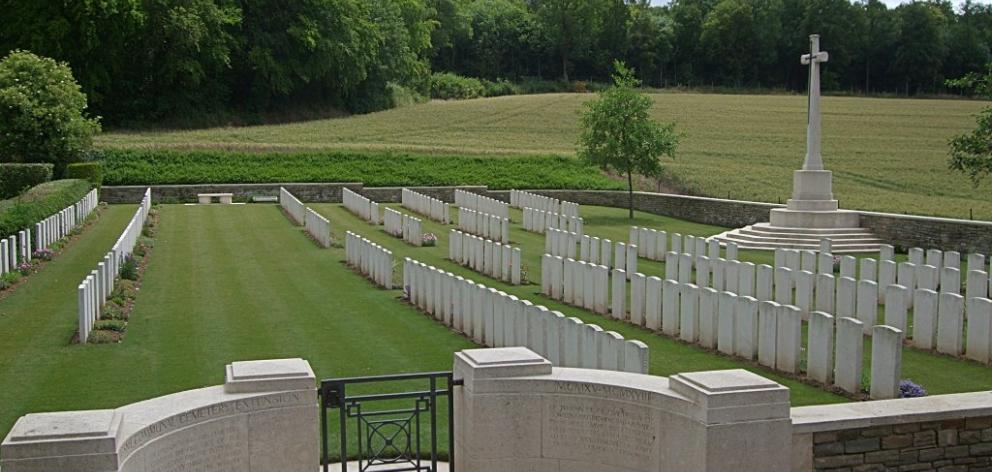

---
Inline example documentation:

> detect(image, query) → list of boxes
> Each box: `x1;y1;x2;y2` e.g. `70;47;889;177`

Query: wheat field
99;92;991;219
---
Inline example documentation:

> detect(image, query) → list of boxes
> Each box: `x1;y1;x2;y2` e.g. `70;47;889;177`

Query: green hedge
98;149;624;190
0;179;92;237
0;164;53;199
65;162;103;187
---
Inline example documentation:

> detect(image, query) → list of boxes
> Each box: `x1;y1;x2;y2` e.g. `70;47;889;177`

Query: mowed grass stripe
0;205;137;425
0;204;474;439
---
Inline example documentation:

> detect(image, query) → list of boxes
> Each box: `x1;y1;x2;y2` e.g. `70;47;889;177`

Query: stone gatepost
453;347;792;472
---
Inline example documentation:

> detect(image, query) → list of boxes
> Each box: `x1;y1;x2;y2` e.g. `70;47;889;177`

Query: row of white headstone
401;188;450;224
278;187;306;225
457;207;509;243
509;190;580;218
304;208;332;248
344;231;393;289
78;189;151;344
342;188;380;225
541;255;611;315
540;255;902;399
384;207;423;246
448;230;522;285
454;189;509;219
629;226;739;263
403;258;648;373
521;207;583;235
1;188;97;276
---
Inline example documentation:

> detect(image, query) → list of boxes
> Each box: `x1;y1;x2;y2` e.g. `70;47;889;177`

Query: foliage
422;233;438;247
0;271;20;288
94;319;127;333
0;164;53;199
31;249;53;261
0;51;100;173
64;163;102;188
87;330;119;344
110;279;138;306
948;63;992;186
16;262;32;276
579;61;679;217
0;179;91;239
100;301;126;321
120;255;138;281
431;72;485;99
96;149;624;190
899;380;927;398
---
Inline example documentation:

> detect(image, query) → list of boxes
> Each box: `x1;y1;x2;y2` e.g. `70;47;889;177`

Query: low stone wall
792;391;992;471
0;359;318;472
100;184;992;253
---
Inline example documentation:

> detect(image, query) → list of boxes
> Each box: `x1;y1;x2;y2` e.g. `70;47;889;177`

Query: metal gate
319;372;459;472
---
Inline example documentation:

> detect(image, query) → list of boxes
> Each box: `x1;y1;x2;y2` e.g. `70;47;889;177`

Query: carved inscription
120;391;305;458
543;383;658;470
143;418;248;472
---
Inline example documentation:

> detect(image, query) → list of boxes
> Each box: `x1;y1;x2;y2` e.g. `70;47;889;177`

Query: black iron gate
319;372;460;472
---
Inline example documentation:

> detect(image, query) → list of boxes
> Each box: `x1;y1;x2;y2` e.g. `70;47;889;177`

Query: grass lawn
98;92;992;219
3;202;992;447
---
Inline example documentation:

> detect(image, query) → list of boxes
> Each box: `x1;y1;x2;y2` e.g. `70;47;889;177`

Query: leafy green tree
579;61;679;218
0;51;101;173
891;1;949;94
430;0;473;71
860;0;899;93
463;0;539;79
627;2;674;86
947;64;992;186
700;0;756;86
528;0;606;81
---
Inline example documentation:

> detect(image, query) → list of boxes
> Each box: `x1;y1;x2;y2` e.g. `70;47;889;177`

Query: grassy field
4;202;992;447
98;92;991;219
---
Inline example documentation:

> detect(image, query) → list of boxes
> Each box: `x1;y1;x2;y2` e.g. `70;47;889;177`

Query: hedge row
98;149;625;190
0;179;93;237
0;164;53;199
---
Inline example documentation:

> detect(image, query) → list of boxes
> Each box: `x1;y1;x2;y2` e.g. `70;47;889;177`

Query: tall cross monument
768;34;859;229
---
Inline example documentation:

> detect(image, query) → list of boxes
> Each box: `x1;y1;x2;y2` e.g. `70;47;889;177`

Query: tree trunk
627;170;634;219
562;52;569;82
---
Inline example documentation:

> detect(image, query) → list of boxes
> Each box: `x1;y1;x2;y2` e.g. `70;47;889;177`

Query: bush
64;162;102;188
87;330;119;344
110;280;138;306
0;179;92;238
100;301;126;320
97;149;625;190
94;319;127;332
430;72;484;100
480;79;518;97
0;164;53;198
0;51;101;174
120;255;138;281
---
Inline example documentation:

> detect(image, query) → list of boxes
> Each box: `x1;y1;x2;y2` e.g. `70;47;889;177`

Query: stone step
711;225;885;254
746;223;877;236
737;228;881;242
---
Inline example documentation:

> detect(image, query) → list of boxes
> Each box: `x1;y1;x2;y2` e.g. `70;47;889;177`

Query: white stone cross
801;34;829;171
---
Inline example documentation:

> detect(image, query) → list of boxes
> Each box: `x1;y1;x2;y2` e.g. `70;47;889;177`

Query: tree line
2;0;990;126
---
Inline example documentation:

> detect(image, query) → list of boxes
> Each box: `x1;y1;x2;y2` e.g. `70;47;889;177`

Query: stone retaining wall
100;184;992;253
792;391;992;471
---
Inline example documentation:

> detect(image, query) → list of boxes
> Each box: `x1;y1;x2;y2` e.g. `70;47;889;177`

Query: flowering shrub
120;254;138;281
32;249;53;261
899;380;927;398
831;255;842;272
16;262;32;276
422;233;438;247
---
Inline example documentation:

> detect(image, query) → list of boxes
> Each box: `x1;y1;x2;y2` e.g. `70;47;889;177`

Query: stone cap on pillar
1;409;122;471
669;369;790;424
224;357;316;393
454;347;552;385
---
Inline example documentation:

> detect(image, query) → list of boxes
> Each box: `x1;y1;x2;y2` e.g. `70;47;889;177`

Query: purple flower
899;380;927;398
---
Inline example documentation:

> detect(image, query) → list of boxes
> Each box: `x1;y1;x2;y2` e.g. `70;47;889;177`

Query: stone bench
252;195;278;203
197;193;233;204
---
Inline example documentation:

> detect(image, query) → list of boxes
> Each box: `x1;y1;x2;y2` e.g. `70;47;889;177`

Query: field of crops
98;92;991;219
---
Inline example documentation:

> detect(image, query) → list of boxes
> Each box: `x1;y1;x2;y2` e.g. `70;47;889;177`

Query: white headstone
885;285;909;338
698;287;718;349
775;305;802;374
937;292;964;356
807;311;835;384
814;273;834;315
611;269;627;321
967;297;992;364
717;291;736;355
735;296;759;360
856;280;878;334
757;301;779;368
645;276;663;330
870;325;903;400
913;289;938;350
834;317;864;395
679;284;699;342
662;279;680;336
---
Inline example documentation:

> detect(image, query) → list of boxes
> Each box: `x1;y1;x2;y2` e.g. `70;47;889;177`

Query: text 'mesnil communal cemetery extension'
3;0;992;469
